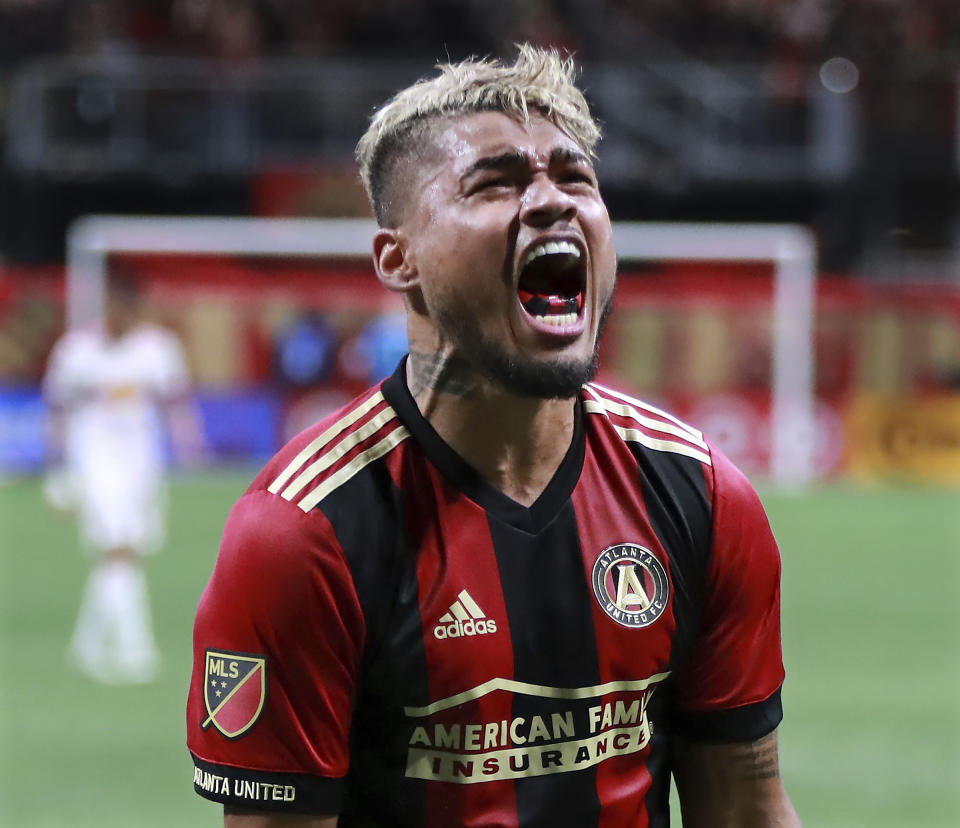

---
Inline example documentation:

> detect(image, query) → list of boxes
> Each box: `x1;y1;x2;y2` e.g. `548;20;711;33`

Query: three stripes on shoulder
583;383;711;467
268;391;409;512
268;385;711;513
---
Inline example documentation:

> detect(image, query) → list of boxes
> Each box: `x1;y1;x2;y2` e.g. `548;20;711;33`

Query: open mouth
517;240;586;328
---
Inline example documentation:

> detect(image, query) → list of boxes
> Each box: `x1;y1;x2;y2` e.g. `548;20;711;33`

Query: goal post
66;216;817;486
611;222;816;489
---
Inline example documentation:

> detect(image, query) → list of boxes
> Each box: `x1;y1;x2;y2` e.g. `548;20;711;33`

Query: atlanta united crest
201;649;267;739
592;544;669;628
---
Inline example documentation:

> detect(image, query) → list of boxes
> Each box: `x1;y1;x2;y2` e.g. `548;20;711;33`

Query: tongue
519;289;580;317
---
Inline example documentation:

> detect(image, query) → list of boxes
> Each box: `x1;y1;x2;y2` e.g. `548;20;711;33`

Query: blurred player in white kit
43;275;204;683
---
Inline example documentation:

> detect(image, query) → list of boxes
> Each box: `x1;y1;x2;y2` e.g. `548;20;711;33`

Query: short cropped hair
355;44;601;227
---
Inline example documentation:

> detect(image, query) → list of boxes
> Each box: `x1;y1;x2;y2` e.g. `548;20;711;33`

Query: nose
519;174;578;227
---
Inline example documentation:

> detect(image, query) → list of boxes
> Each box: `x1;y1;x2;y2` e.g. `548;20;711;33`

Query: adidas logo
433;589;498;640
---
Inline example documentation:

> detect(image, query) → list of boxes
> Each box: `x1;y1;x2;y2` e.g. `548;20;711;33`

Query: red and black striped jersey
187;361;785;827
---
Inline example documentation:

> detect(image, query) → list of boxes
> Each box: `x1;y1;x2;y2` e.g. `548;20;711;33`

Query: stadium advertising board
846;394;960;485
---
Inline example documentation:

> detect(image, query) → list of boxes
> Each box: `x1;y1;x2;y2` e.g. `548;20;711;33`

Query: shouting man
187;45;801;828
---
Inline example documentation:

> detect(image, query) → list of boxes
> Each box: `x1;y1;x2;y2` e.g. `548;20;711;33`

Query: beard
435;295;613;400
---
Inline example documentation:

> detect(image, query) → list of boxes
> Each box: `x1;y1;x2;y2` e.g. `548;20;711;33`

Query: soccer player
187;46;802;827
44;274;203;684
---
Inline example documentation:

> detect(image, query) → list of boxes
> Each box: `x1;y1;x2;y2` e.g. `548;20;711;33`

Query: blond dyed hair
355;44;601;227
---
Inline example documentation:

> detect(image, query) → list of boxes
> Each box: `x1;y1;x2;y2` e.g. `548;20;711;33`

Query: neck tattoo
407;350;480;398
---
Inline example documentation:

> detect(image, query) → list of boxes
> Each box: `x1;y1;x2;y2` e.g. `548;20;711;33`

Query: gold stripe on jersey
609;423;712;466
583;387;712;466
404;671;671;718
296;425;410;513
586;382;703;440
281;407;399;501
582;396;709;450
267;391;386;495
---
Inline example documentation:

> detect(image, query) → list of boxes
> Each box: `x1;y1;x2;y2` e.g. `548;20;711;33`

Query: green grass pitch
1;473;958;826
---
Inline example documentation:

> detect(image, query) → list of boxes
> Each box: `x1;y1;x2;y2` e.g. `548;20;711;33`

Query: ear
372;228;419;294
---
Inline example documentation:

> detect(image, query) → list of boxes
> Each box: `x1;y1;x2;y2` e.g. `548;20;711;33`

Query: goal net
66;216;816;486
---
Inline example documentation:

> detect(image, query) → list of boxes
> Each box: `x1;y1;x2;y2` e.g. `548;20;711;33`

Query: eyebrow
460;151;528;181
460;147;593;182
550;147;592;167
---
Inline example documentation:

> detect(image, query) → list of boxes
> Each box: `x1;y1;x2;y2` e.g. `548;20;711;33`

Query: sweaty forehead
386;111;587;226
433;111;586;174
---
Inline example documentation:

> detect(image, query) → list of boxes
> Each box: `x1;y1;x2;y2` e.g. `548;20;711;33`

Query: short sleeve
671;444;785;743
149;328;191;399
186;488;365;815
42;332;84;405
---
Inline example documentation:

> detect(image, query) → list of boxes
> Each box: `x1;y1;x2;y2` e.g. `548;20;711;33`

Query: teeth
534;313;578;328
522;240;581;269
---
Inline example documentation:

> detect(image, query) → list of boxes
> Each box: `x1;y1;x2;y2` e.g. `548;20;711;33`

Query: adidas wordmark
434;590;498;640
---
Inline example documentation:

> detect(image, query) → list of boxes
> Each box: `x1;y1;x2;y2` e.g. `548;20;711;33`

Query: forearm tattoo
407;350;479;398
673;730;782;791
673;731;796;826
726;731;781;781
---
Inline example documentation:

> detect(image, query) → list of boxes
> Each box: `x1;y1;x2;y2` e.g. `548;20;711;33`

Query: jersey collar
382;358;585;534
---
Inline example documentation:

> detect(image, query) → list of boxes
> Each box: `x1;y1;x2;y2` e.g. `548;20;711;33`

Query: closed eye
476;177;513;189
558;169;597;187
468;175;523;196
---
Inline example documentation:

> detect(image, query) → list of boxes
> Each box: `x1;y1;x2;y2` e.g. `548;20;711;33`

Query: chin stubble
427;295;613;400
